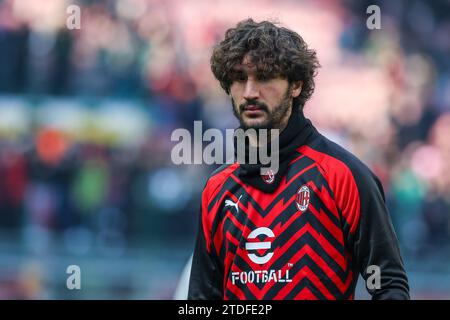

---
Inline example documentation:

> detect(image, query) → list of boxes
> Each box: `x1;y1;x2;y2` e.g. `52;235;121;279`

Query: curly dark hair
211;19;320;111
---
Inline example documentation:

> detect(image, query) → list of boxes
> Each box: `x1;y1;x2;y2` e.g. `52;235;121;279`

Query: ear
291;81;303;98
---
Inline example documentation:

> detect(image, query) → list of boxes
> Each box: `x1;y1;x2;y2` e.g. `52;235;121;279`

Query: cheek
261;86;287;108
230;83;243;96
230;84;245;104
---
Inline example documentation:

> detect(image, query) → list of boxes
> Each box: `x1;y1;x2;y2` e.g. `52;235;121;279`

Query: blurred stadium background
0;0;449;299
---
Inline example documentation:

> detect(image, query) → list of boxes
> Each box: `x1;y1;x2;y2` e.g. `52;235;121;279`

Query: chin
241;121;270;130
240;116;267;129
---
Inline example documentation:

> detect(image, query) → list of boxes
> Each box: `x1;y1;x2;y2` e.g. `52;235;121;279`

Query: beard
231;86;292;130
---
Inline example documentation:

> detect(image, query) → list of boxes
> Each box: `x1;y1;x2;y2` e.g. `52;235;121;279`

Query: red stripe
274;220;347;271
299;145;361;235
275;264;335;300
269;163;317;206
211;190;247;253
243;224;345;297
226;265;247;300
202;163;240;253
308;202;345;246
229;163;316;212
301;244;354;294
254;194;296;228
274;242;353;297
308;180;340;220
289;154;306;165
294;287;318;300
224;229;353;299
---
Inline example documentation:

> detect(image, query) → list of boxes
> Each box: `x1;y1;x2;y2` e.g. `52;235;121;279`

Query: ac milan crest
261;169;275;184
296;185;310;212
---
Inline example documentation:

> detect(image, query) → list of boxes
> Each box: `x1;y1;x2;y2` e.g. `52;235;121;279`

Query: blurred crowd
0;0;449;298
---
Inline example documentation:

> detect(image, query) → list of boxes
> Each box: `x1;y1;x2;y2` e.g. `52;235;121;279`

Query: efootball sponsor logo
245;227;274;264
231;227;292;285
231;269;292;285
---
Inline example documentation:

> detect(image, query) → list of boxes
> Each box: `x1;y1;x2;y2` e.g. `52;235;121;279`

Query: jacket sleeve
345;167;410;300
187;186;223;300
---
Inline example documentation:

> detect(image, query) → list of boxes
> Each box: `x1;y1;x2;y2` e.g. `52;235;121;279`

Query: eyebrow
229;68;247;77
232;61;257;70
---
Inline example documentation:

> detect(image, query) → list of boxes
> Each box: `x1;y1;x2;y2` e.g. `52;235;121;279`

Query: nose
243;79;260;100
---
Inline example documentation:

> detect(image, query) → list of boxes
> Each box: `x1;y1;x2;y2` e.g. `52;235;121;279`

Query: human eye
256;72;272;82
234;71;247;82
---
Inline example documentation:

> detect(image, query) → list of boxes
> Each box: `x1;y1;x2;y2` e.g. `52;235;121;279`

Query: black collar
234;109;317;193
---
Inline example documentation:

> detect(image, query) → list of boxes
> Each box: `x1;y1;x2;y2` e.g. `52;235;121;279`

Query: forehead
232;55;257;72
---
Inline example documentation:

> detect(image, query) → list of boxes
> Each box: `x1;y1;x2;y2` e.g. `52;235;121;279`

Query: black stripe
282;277;327;300
300;163;336;205
286;152;316;183
224;288;240;300
227;225;352;293
306;202;346;257
298;166;341;225
263;164;317;215
270;222;350;282
208;174;243;213
266;253;354;300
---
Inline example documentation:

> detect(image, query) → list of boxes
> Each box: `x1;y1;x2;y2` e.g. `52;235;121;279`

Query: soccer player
188;19;409;300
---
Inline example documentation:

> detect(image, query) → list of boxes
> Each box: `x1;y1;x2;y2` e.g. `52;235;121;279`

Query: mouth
244;104;263;111
242;104;266;116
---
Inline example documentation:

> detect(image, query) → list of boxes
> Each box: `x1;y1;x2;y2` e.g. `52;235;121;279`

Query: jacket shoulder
302;133;379;185
203;163;240;200
299;134;384;234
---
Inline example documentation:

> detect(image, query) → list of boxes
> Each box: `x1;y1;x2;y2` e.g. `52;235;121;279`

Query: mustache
239;100;269;112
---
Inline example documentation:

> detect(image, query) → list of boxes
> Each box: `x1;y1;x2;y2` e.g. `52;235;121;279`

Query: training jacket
188;115;410;300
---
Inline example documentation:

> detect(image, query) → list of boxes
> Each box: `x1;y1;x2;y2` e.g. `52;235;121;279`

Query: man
188;19;409;300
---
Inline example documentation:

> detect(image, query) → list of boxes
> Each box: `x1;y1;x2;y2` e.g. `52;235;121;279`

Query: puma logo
225;195;242;213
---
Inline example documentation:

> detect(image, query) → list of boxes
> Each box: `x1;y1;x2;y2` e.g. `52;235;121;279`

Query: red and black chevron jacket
188;119;410;300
